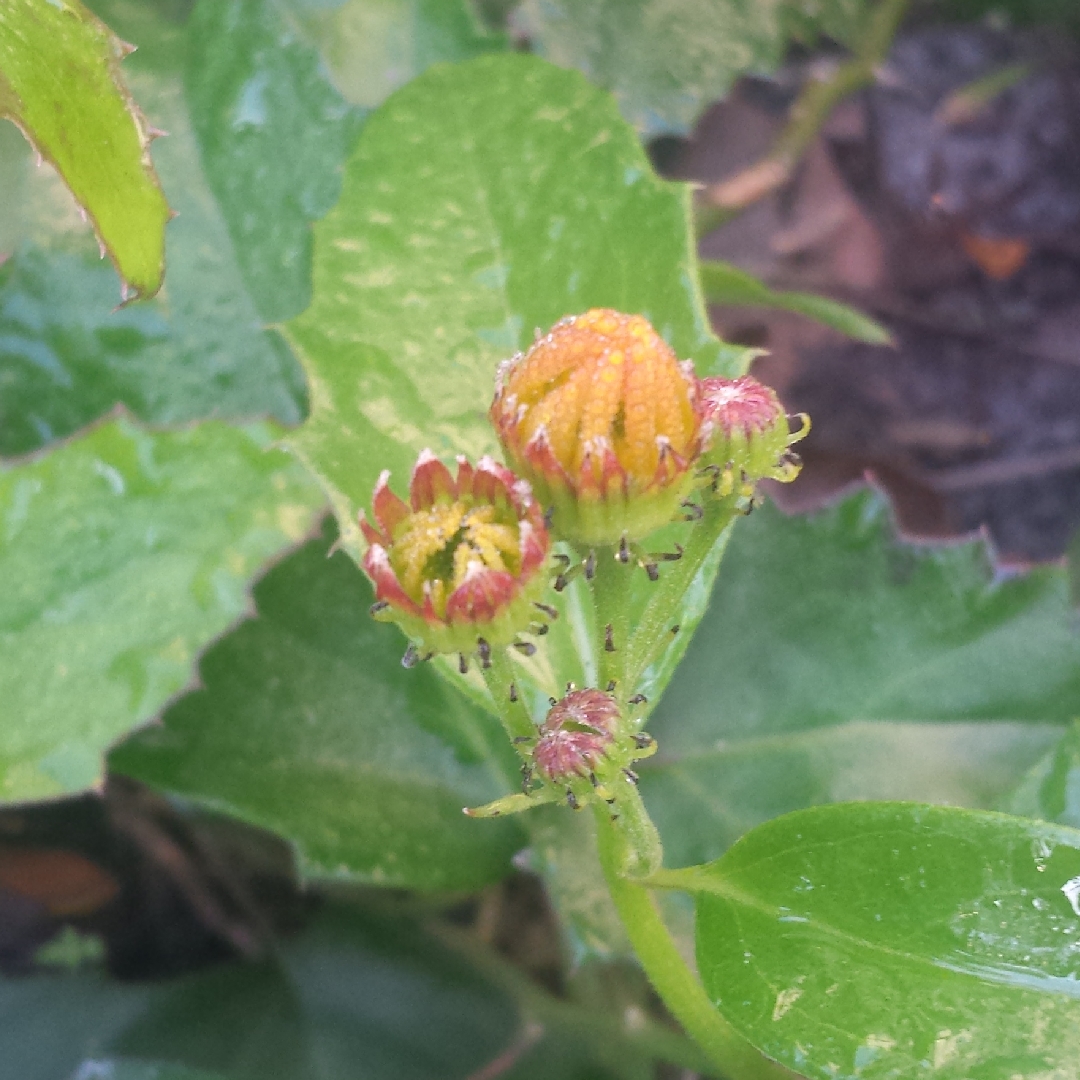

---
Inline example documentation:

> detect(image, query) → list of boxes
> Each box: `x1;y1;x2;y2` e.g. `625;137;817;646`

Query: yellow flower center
390;500;522;616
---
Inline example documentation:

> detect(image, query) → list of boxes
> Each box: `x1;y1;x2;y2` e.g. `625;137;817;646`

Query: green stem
624;498;735;691
594;807;784;1079
481;646;536;745
591;545;630;695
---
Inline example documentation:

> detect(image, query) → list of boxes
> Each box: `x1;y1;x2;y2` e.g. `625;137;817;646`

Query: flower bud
360;450;551;658
491;309;704;546
533;688;620;782
697;376;807;487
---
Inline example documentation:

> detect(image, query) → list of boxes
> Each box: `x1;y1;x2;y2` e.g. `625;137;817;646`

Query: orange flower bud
491;309;704;545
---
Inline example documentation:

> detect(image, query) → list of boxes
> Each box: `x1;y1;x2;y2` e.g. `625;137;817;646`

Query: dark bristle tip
605;680;617;692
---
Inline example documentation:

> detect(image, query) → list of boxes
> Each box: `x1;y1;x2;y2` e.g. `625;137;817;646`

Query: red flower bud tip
360;450;552;657
534;688;619;782
491;309;705;545
697;376;808;488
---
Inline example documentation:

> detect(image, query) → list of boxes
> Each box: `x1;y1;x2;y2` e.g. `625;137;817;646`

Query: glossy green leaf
0;0;170;297
285;52;752;563
640;492;1080;866
517;0;867;137
185;0;364;323
112;520;526;889
0;417;324;803
699;260;891;345
298;0;505;109
684;803;1080;1078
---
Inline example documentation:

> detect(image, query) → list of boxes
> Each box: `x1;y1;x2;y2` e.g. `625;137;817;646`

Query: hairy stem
482;646;537;745
590;545;630;696
624;497;735;691
594;807;785;1079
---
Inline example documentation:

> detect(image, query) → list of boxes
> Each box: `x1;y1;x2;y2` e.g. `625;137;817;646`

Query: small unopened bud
533;688;620;782
696;376;808;487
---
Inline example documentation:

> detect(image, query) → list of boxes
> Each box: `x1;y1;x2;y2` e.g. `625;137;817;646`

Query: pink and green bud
697;375;807;488
491;309;708;546
533;688;620;781
360;450;551;658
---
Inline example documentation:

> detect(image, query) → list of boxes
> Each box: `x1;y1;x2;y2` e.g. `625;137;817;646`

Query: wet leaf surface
0;418;324;803
687;803;1080;1078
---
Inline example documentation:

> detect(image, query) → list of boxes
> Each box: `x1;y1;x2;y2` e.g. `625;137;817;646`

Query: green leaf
683;803;1080;1078
516;0;868;137
1004;719;1080;829
699;260;892;345
112;519;526;890
0;1;311;459
285;52;752;563
0;244;305;458
647;721;1063;871
184;0;364;323
641;492;1080;866
298;0;506;109
0;417;324;803
0;0;170;297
